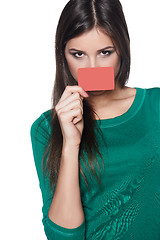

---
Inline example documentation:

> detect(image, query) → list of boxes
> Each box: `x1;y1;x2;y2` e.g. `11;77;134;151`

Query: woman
30;0;160;239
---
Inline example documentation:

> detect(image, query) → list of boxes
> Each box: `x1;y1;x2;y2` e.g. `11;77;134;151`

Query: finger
59;85;88;103
73;112;83;124
58;99;83;116
57;93;83;112
60;108;82;124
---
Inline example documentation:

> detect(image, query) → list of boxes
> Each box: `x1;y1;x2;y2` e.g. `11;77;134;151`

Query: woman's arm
48;143;84;228
30;112;86;240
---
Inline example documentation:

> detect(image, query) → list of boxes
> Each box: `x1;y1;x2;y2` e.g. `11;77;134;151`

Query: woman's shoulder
145;86;160;93
31;108;51;127
134;86;160;101
144;87;160;119
145;86;160;101
30;109;52;141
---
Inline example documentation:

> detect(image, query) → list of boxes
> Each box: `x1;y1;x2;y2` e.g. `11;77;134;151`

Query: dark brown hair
37;0;130;194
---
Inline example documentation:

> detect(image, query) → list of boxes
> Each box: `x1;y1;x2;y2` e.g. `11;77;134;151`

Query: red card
78;67;115;91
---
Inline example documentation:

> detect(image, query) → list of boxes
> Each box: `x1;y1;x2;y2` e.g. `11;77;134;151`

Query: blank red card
78;67;115;91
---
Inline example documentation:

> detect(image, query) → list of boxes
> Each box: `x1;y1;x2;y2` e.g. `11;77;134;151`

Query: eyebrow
69;46;115;52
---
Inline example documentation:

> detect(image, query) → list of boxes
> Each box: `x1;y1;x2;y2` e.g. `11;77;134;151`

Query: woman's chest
95;95;136;120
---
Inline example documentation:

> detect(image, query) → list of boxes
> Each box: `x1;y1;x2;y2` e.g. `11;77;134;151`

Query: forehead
65;27;114;50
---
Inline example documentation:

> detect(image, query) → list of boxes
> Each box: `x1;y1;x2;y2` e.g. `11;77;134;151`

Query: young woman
30;0;160;239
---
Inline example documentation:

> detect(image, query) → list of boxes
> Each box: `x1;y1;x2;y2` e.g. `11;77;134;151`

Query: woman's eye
73;52;84;58
100;50;111;56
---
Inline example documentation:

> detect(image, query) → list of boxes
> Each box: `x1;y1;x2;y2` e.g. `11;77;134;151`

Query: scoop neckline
94;87;146;128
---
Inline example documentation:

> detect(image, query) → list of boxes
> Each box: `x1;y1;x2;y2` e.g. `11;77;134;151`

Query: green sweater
30;87;160;240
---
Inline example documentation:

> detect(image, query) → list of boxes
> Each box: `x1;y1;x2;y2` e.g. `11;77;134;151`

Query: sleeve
30;112;86;240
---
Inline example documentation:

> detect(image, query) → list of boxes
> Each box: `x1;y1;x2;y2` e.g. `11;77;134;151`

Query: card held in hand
78;67;115;91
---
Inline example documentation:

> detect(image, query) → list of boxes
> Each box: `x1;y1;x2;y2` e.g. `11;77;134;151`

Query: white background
0;0;159;239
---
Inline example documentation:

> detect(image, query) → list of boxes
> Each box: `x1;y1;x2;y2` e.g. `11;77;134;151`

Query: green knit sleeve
30;111;86;240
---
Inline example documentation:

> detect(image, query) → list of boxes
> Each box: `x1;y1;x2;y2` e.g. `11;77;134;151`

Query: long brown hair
37;0;130;194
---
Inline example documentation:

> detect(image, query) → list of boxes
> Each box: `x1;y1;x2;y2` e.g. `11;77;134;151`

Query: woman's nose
87;58;98;68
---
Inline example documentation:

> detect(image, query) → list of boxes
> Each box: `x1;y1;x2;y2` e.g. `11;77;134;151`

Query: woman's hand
55;86;88;148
